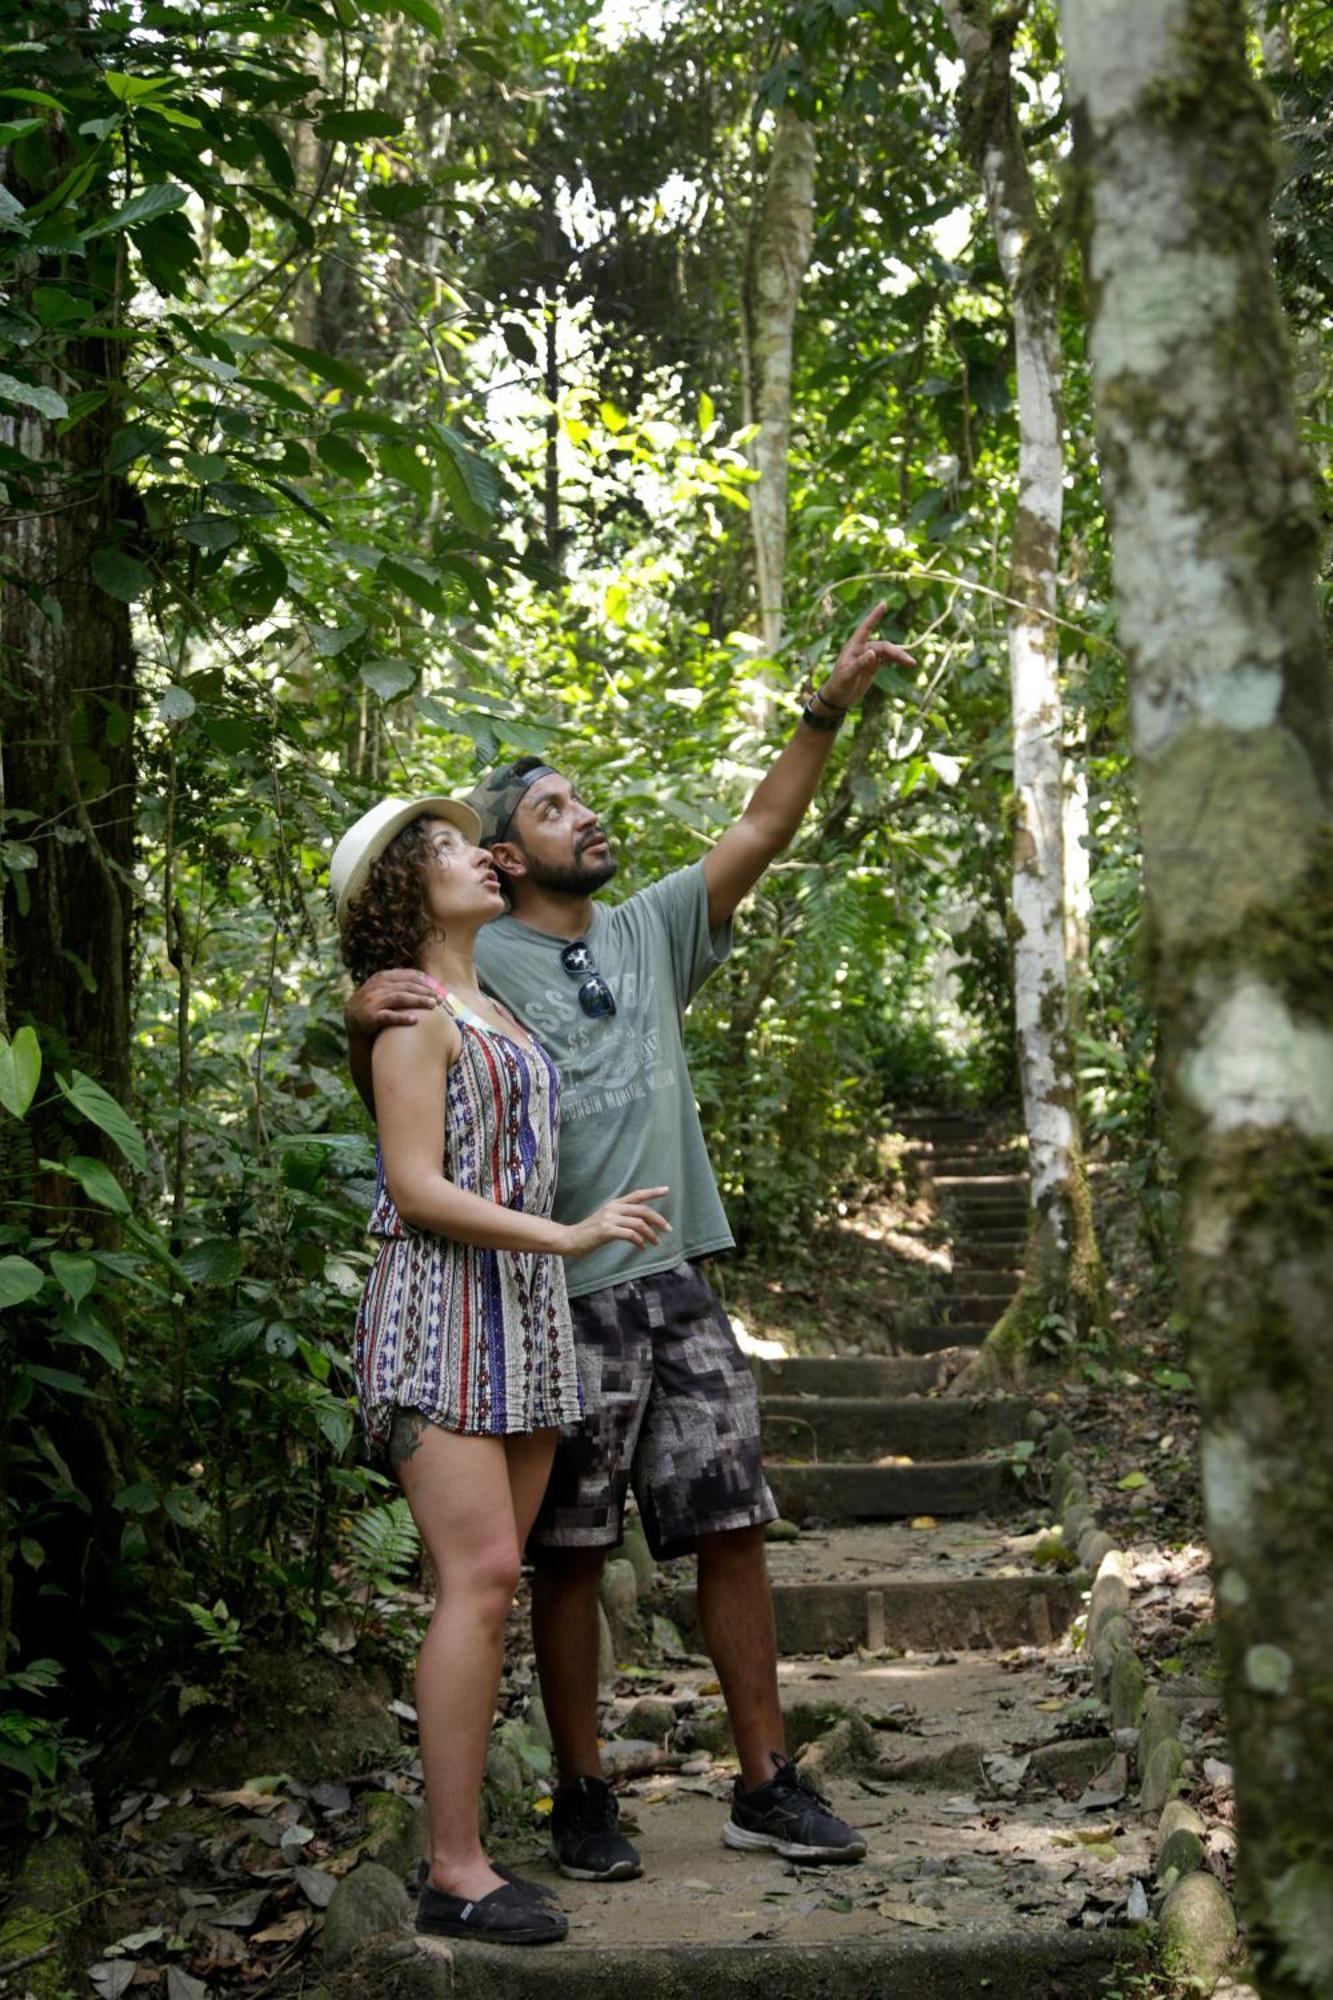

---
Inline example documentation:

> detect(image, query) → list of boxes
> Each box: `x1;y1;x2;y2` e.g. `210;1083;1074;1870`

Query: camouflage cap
464;756;557;843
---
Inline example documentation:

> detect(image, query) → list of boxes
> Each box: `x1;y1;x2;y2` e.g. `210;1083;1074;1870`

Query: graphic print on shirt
516;969;678;1123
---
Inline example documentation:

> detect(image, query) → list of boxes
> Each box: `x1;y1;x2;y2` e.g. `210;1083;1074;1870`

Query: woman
330;794;668;1946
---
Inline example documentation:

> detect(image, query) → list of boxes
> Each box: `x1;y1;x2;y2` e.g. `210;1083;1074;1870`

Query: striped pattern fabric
354;989;581;1444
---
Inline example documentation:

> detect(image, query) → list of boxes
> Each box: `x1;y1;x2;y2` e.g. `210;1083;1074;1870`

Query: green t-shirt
473;861;733;1298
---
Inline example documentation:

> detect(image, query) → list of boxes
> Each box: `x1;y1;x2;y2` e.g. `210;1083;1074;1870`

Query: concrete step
752;1355;946;1398
895;1321;991;1351
949;1198;1029;1220
949;1269;1019;1297
943;1293;1009;1321
342;1904;1139;1998
760;1394;1028;1462
765;1457;1015;1522
928;1168;1020;1184
676;1570;1079;1654
954;1245;1025;1270
924;1152;1027;1174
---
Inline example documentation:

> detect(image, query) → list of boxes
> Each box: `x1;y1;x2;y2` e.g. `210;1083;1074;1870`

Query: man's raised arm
702;602;916;929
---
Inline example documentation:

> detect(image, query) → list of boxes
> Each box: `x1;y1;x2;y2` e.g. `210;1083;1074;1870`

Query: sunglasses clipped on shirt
560;938;616;1019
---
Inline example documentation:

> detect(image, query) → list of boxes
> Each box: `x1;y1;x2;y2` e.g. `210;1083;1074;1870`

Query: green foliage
345;1499;421;1599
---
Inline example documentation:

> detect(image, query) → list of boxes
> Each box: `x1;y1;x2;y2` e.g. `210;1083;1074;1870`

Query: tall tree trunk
1065;3;1333;1989
1;103;137;1706
1;210;136;1139
943;0;1102;1386
741;104;816;666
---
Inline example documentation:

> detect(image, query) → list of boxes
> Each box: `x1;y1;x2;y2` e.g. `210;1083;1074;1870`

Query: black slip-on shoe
414;1858;558;1906
723;1754;868;1863
549;1775;642;1881
416;1877;568;1945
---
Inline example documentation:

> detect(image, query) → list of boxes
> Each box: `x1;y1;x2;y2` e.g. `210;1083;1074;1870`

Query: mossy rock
620;1516;658;1595
1078;1529;1117;1575
1159;1871;1237;1986
1109;1648;1147;1731
187;1651;402;1787
0;1832;91;2000
796;1713;874;1780
1047;1424;1076;1462
352;1790;428;1881
324;1861;411;1972
1136;1692;1180;1780
685;1705;734;1756
620;1696;676;1745
1140;1736;1186;1814
1157;1825;1206;1886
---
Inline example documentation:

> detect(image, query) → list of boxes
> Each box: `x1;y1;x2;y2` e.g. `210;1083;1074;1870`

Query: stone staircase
335;1114;1144;1998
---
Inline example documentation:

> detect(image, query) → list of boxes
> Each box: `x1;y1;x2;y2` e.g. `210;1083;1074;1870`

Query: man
347;602;915;1881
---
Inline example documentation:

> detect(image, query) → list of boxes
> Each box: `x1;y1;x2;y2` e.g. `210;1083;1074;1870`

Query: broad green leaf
180;516;241;552
316;434;372;484
158;685;197;722
0;372;68;422
0;1025;41;1118
0;1256;45;1309
314;109;404;142
269;337;372;397
361;659;415;701
378;439;433;505
393;0;444;32
83;182;189;239
102;72;173;103
54;1154;131;1216
56;1306;125;1372
114;1481;159;1515
179;1239;244;1287
162;1487;209;1528
49;1252;96;1306
91;546;152;603
55;1070;147;1172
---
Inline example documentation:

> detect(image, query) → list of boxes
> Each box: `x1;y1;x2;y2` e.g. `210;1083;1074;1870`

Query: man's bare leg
695;1524;786;1791
530;1544;607;1782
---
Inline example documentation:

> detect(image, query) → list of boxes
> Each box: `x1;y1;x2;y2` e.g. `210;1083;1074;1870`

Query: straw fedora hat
328;794;482;924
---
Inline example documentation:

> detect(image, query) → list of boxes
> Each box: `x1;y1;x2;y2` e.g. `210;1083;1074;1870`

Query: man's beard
520;843;618;897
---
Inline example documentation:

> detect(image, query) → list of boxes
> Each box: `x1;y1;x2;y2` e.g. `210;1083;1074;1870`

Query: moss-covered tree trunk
1;108;138;1705
1065;2;1333;1987
944;0;1102;1387
742;103;816;662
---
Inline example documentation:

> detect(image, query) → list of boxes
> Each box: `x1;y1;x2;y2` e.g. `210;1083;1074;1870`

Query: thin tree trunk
1063;738;1091;1031
943;0;1102;1386
1065;3;1333;1988
742;104;816;666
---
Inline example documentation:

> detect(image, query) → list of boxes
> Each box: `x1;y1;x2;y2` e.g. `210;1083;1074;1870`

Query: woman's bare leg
506;1426;558;1547
390;1412;522;1901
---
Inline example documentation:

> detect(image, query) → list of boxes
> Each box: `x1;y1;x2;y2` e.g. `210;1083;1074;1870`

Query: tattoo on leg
388;1408;431;1468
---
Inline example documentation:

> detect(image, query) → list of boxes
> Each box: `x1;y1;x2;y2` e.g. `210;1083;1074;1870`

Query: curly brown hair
340;816;440;985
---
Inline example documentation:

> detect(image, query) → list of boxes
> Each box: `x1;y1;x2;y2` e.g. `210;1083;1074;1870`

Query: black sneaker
549;1775;642;1881
723;1754;868;1863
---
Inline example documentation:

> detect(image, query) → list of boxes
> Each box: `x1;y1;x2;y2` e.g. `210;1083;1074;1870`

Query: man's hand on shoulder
345;968;442;1035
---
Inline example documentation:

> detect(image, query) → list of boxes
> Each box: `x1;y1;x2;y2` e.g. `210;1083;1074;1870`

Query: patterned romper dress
354;985;582;1446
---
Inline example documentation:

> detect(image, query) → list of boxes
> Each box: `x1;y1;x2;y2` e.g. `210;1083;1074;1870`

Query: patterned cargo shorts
528;1259;778;1561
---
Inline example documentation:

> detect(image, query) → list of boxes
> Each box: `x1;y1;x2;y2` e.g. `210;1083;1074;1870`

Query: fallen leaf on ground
253;1912;314;1945
878;1900;949;1929
167;1971;209;2000
203;1788;284;1815
295;1866;339;1908
89;1965;136;1999
909;1517;938;1530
